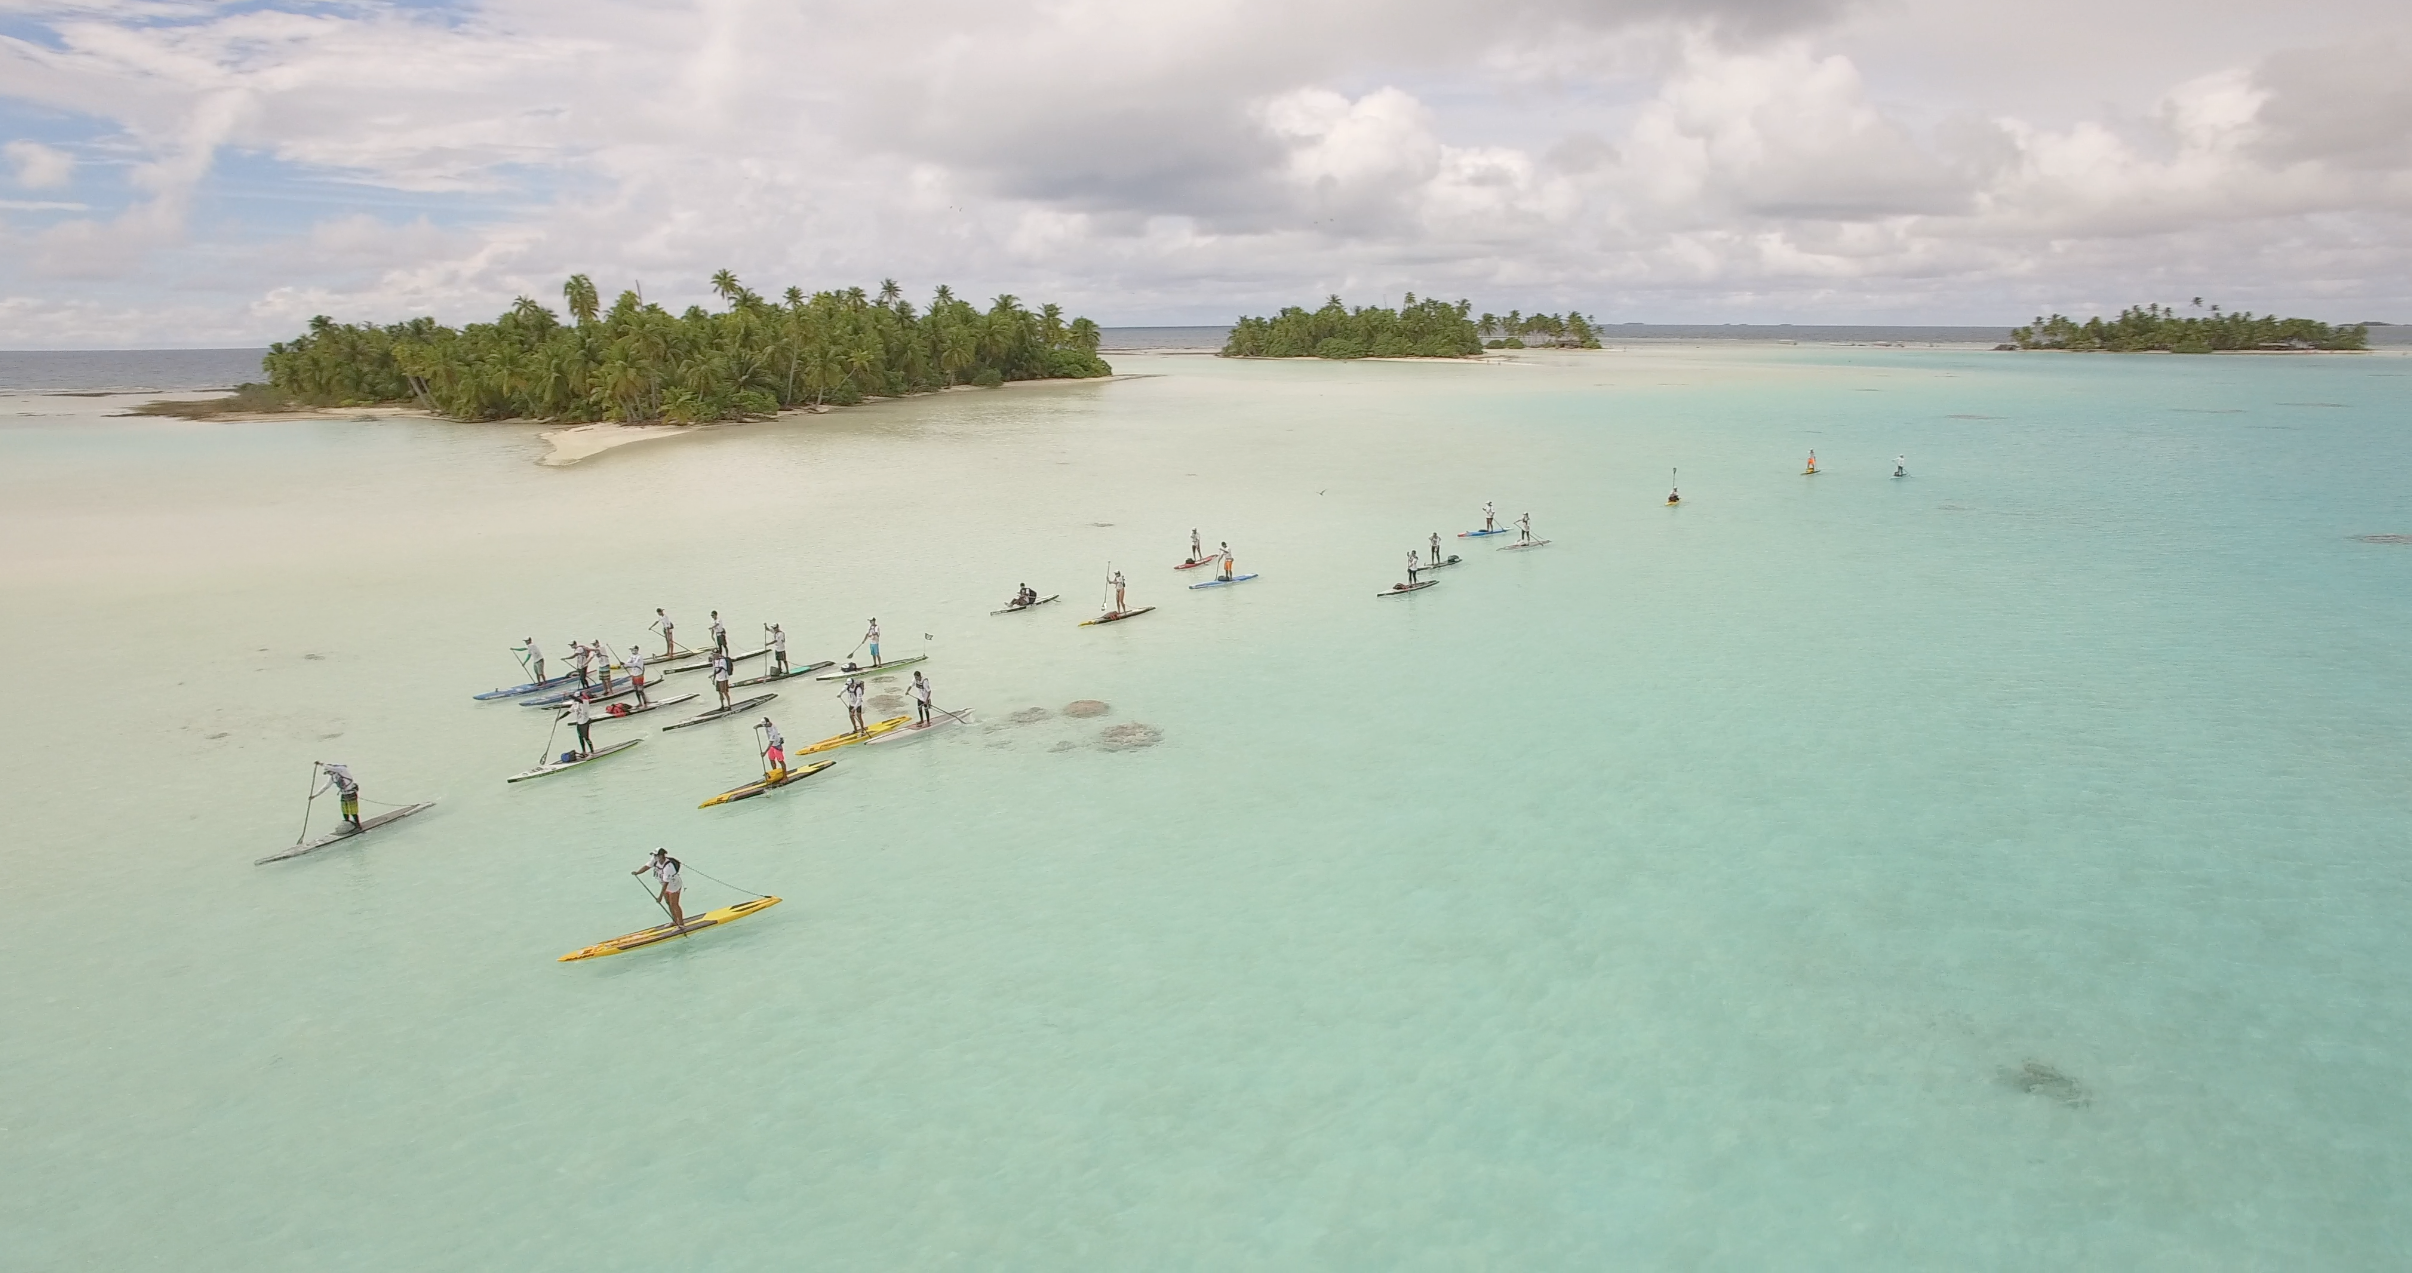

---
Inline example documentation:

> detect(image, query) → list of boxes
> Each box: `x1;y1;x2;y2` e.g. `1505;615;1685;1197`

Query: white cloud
5;140;76;189
0;0;2407;344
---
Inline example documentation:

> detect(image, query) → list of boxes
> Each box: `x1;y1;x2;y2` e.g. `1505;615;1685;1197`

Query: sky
1;0;2409;346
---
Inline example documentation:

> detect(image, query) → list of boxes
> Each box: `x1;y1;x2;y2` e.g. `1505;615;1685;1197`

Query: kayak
255;801;437;865
814;654;929;680
732;660;834;688
1080;607;1156;626
521;674;655;708
1377;580;1438;597
474;672;583;701
864;711;972;746
506;738;642;783
660;692;778;731
794;715;912;756
992;595;1061;614
1498;538;1553;551
590;692;698;722
666;646;768;675
558;896;783;962
699;760;837;808
1458;528;1511;538
1420;554;1464;570
1174;557;1221;570
1188;574;1258;589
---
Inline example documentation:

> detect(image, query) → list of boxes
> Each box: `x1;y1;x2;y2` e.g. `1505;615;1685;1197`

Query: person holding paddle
315;762;362;831
710;649;734;709
709;610;728;654
632;848;686;930
517;638;545;685
767;623;788;674
909;670;935;725
759;717;785;775
625;645;648;706
863;618;882;668
842;676;868;734
1406;549;1421;587
1110;569;1128;614
652;608;678;655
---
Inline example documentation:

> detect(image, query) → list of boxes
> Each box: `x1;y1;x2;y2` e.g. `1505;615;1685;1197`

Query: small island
1219;295;1602;359
149;274;1113;425
2010;303;2367;352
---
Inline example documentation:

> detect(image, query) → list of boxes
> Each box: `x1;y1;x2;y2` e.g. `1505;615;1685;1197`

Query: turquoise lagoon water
4;346;2411;1268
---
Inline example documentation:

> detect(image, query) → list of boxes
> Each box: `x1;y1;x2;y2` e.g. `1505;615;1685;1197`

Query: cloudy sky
2;0;2408;345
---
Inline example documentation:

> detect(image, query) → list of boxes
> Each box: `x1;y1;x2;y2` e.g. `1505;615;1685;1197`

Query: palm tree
711;270;744;308
563;275;600;327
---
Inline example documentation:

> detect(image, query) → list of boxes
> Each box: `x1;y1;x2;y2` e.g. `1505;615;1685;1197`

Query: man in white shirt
1407;550;1420;586
1483;501;1496;532
709;611;727;654
631;848;685;929
759;717;786;775
863;618;882;667
519;638;545;685
624;646;647;707
564;692;595;756
767;623;788;674
909;670;934;725
842;676;867;734
652;608;677;655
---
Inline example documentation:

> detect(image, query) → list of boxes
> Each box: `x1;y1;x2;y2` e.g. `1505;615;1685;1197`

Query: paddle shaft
291;761;320;846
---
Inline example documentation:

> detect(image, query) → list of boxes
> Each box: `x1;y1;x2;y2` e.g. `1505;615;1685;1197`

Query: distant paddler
1667;467;1680;505
1110;569;1128;613
570;639;595;689
315;761;363;831
841;675;868;735
1893;454;1907;477
1007;583;1038;609
1189;528;1206;566
515;638;546;685
562;691;596;756
757;717;786;776
1429;531;1443;565
1483;501;1497;533
1217;542;1236;582
624;645;648;706
651;608;679;655
632;848;687;931
709;649;735;710
862;617;883;668
709;610;728;655
908;669;935;725
1406;549;1421;586
1515;512;1534;544
1804;449;1818;474
766;623;789;674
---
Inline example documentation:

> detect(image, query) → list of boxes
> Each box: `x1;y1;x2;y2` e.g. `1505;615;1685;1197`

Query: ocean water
4;345;2411;1268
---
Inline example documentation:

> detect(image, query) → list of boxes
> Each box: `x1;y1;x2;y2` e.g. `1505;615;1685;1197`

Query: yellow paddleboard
699;759;836;807
793;715;910;757
558;896;782;961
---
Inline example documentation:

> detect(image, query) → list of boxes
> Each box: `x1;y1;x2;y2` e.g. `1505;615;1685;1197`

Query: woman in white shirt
632;848;685;929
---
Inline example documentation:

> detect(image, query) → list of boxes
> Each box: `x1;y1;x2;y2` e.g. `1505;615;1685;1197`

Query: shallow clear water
5;347;2412;1268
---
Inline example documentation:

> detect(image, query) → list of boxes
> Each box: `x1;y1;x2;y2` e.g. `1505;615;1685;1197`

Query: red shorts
765;745;786;768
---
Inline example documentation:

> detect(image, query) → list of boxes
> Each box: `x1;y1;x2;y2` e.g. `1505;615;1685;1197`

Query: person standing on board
1190;528;1205;564
517;638;546;685
1218;542;1235;582
1110;569;1128;614
766;623;788;675
564;691;595;756
863;618;882;668
1516;512;1534;544
1805;450;1818;473
633;848;686;931
1894;454;1907;477
1667;478;1681;505
1483;501;1497;532
652;608;678;655
709;611;727;654
908;670;935;725
709;649;734;710
1429;532;1443;566
1409;549;1425;586
569;640;593;690
316;761;362;831
759;717;786;775
842;675;868;735
624;645;648;707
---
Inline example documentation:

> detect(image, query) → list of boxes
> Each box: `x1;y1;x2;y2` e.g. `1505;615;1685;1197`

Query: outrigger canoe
558;896;783;961
1497;538;1553;551
1080;607;1156;626
506;738;641;782
1188;574;1258;590
474;673;583;701
732;660;835;688
1378;580;1438;597
666;646;768;675
660;692;778;731
793;715;911;756
814;655;929;680
992;595;1061;614
865;711;972;745
699;760;836;808
521;674;656;709
255;801;437;865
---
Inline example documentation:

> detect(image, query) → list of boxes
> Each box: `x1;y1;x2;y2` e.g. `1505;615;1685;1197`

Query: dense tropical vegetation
259;274;1111;422
2011;303;2367;352
1221;294;1483;358
1477;309;1603;349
